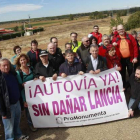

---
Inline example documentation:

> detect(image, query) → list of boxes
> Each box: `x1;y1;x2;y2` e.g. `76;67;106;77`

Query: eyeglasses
85;40;90;42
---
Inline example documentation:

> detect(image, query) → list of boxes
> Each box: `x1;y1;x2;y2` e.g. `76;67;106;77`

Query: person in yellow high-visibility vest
70;32;81;53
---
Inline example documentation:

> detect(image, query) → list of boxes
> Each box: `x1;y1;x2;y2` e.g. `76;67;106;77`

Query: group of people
0;24;140;140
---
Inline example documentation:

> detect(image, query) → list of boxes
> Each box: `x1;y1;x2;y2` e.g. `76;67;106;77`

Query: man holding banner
125;66;140;117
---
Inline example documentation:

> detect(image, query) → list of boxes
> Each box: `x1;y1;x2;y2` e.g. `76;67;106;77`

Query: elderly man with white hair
112;24;138;87
0;58;29;140
77;36;90;66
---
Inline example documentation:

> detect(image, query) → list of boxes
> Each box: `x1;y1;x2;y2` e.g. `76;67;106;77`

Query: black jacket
125;73;140;110
48;50;65;74
0;71;11;118
59;61;85;76
86;55;108;72
35;61;56;78
27;49;41;68
76;43;90;66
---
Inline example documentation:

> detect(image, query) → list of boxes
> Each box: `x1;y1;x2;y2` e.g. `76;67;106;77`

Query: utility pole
28;15;31;28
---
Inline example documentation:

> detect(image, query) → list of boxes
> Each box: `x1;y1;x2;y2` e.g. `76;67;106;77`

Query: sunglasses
85;40;90;42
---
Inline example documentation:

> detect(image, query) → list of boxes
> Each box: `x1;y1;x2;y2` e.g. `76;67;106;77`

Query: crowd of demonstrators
1;24;140;139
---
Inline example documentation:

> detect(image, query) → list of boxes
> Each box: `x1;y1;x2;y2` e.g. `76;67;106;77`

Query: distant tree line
0;7;140;24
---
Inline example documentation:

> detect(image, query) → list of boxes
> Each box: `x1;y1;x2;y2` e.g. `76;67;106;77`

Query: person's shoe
17;135;29;140
29;125;38;132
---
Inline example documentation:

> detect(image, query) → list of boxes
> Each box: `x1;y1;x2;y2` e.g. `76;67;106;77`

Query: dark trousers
120;58;133;87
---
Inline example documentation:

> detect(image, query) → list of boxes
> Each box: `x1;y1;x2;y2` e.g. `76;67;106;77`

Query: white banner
25;68;128;128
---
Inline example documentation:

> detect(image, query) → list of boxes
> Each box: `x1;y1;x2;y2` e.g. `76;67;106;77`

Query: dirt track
1;106;140;140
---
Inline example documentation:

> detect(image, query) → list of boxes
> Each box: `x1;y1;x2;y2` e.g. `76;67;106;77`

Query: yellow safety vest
71;41;81;53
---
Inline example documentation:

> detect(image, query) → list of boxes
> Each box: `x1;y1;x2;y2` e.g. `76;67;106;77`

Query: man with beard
124;66;140;117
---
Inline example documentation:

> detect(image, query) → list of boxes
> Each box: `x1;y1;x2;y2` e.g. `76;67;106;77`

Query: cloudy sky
0;0;140;22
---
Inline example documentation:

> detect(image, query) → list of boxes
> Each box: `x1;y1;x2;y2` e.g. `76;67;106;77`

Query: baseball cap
39;50;48;56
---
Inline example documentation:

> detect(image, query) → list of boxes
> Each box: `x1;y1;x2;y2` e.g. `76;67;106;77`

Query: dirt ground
0;16;140;140
1;96;140;140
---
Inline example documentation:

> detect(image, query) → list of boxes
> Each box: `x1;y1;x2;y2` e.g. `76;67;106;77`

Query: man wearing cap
35;50;57;82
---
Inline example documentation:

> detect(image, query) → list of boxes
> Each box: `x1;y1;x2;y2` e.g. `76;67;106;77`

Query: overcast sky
0;0;140;22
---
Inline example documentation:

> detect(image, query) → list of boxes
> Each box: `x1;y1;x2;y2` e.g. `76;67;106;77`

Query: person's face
19;56;27;67
52;38;58;47
112;27;117;33
65;53;74;63
83;38;90;47
92;39;97;45
0;52;2;59
90;47;98;58
31;43;38;51
117;26;125;36
135;69;140;79
132;34;137;39
65;44;72;50
108;48;116;56
40;55;48;63
48;45;56;55
71;34;77;42
0;60;10;73
93;27;99;33
103;37;110;46
15;48;21;55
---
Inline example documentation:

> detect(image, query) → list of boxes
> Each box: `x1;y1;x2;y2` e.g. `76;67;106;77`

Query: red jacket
98;45;121;60
90;32;102;44
112;33;138;62
106;53;121;69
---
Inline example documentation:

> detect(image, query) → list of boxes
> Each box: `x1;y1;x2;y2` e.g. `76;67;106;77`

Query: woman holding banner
15;54;37;132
